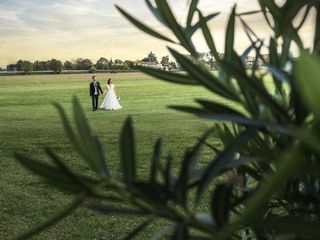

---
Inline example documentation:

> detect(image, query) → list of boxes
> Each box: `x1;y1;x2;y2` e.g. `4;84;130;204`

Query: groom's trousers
92;95;99;110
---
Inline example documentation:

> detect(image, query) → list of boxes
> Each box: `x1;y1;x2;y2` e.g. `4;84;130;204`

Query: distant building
134;60;163;69
134;51;163;69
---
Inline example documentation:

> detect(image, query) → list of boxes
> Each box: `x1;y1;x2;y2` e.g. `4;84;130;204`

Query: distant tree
33;61;50;71
75;58;93;70
96;57;109;70
142;51;158;63
41;61;50;70
149;51;158;63
109;58;114;70
63;61;74;70
21;61;33;75
75;58;84;70
49;59;63;73
82;58;93;70
6;63;17;71
114;59;123;65
161;55;170;67
123;60;134;70
16;60;24;71
33;61;43;71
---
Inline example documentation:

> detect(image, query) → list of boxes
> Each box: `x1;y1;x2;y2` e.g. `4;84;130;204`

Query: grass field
0;72;221;239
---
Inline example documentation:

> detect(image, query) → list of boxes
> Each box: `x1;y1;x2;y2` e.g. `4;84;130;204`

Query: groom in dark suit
90;76;103;111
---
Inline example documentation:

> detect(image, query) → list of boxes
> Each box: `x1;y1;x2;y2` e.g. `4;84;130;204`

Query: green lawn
0;72;221;239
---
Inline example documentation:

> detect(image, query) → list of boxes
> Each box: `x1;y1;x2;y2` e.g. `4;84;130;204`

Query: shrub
89;66;97;73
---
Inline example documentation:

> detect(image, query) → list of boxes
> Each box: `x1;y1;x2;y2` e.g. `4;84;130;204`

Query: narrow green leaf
115;5;175;43
155;0;196;55
92;135;110;177
186;0;199;28
123;220;152;240
258;0;304;47
151;224;175;240
169;48;239;101
73;97;109;177
258;0;281;19
197;128;257;202
86;203;149;216
279;37;291;69
223;156;263;170
314;3;320;54
172;223;189;240
278;1;308;36
225;6;236;62
198;10;220;59
164;155;174;192
190;12;219;37
53;102;87;160
236;10;262;16
265;64;291;85
258;0;275;29
174;128;214;207
242;147;304;222
150;138;163;183
144;0;168;26
269;37;279;67
133;181;169;204
120;117;136;183
139;66;197;85
211;184;233;228
15;195;84;240
14;153;85;192
220;58;291;121
169;105;208;115
256;217;320;239
45;148;93;192
196;99;246;117
294;51;320;118
238;16;260;44
169;105;292;135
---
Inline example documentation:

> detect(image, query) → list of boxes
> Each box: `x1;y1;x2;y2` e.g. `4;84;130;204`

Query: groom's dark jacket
90;82;103;96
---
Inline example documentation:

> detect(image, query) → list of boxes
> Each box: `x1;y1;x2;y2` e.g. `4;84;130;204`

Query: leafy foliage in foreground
14;0;320;239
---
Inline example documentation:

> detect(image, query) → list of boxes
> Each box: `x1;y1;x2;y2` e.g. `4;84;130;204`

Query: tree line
5;57;136;74
5;53;178;75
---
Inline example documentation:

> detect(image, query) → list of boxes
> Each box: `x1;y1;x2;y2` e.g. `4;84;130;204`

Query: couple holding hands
89;76;122;111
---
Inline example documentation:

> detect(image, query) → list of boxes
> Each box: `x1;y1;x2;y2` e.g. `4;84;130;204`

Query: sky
0;0;315;66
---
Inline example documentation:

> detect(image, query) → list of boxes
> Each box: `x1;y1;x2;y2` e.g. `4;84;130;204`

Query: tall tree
148;51;158;63
21;61;33;75
160;55;169;67
82;58;93;70
33;61;43;71
49;59;63;73
123;60;134;69
16;60;23;71
142;52;158;63
75;58;93;70
63;61;74;70
114;59;123;64
96;57;109;70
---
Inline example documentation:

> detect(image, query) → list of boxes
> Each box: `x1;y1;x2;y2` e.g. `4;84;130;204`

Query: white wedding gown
100;84;122;110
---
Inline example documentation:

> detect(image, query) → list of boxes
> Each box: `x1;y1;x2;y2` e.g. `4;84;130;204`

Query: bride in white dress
100;78;122;110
